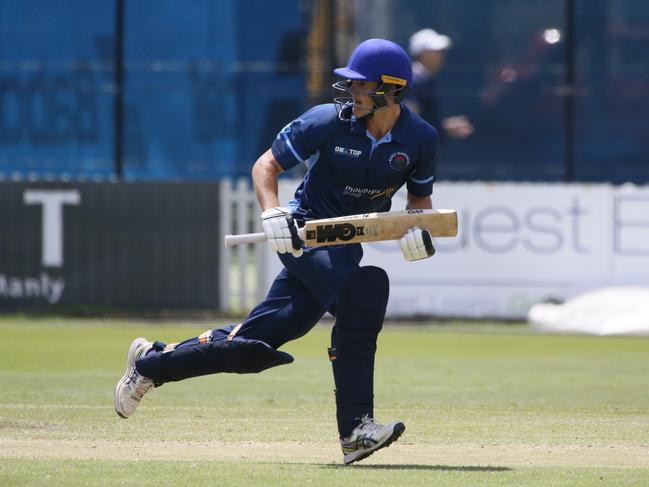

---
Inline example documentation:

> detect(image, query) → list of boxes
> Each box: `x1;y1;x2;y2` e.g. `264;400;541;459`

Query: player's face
349;80;379;116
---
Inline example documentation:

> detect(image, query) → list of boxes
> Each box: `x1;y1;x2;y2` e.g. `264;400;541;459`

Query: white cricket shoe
114;337;154;419
340;416;406;465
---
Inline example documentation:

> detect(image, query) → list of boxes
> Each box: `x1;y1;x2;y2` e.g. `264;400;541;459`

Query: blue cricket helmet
334;38;412;87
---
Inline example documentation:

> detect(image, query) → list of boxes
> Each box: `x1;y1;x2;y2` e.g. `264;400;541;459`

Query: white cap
409;28;452;56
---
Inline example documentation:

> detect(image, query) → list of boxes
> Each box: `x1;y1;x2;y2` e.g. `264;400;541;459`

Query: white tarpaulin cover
528;287;649;335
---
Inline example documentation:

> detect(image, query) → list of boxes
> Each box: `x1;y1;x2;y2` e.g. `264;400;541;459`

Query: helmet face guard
332;75;408;120
332;39;412;119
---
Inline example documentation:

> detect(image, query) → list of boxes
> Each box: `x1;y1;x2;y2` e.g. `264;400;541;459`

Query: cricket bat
224;209;458;247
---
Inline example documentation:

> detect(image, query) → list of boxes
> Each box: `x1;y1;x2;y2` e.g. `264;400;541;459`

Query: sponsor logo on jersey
335;146;363;158
388;151;410;170
306;223;366;243
343;185;395;199
370;187;396;199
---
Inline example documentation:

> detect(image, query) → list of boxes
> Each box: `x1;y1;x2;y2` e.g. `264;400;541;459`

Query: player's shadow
322;464;512;472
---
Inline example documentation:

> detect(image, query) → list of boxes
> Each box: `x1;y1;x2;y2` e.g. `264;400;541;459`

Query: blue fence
1;0;647;183
382;0;649;183
0;0;306;180
0;1;115;178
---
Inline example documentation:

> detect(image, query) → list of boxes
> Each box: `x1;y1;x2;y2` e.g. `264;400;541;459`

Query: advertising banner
272;181;649;318
0;182;220;311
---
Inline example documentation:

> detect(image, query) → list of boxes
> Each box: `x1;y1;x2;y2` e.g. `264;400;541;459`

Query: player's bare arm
252;149;303;257
405;192;433;210
252;149;283;210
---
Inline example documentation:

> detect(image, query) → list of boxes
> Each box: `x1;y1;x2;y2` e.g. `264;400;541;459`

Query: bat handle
224;232;267;246
224;228;306;247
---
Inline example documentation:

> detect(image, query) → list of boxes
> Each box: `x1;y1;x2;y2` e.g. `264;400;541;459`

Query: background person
407;28;474;141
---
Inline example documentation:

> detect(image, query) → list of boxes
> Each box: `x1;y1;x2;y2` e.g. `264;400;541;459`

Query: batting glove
261;207;303;257
399;226;435;261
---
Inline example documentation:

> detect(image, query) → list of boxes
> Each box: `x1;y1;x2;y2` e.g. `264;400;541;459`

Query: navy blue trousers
140;244;373;437
203;244;363;347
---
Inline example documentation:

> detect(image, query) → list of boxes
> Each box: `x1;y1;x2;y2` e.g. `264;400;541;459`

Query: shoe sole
114;337;147;419
344;422;406;465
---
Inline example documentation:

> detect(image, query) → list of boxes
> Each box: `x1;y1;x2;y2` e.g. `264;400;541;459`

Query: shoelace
345;417;383;448
359;420;382;435
357;415;382;432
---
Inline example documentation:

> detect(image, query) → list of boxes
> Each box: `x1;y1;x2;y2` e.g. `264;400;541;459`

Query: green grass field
1;317;648;486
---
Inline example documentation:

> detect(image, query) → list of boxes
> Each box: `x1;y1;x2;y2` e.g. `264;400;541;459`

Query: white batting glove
399;227;435;261
261;207;303;257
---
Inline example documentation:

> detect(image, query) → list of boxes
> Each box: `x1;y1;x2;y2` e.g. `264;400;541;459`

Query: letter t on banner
23;189;81;267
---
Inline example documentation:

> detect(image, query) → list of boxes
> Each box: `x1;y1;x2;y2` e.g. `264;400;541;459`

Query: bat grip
224;232;267;246
224;228;306;247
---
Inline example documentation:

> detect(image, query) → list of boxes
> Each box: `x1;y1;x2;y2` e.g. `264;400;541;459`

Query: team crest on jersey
388;152;410;170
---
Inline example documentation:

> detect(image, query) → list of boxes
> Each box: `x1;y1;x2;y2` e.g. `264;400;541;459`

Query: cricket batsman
114;38;438;465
